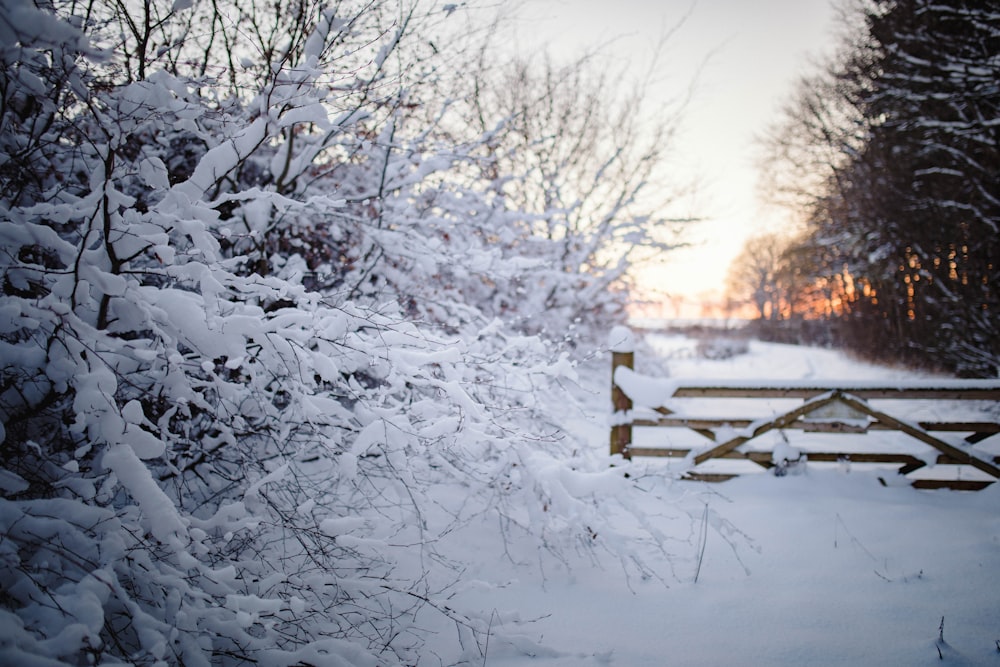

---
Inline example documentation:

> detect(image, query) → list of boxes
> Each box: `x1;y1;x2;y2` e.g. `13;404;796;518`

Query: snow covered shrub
0;1;693;664
0;4;489;664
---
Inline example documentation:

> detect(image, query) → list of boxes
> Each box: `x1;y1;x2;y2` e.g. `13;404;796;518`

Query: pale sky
513;0;840;314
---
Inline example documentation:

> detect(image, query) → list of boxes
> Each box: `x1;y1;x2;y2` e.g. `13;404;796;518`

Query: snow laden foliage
0;1;683;665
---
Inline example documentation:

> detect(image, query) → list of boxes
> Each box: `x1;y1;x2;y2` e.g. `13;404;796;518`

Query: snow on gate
608;327;1000;490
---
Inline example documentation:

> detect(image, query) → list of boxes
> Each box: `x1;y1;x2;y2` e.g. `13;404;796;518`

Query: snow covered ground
430;335;1000;666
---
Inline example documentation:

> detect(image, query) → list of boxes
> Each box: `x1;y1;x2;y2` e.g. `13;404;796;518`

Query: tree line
728;0;999;377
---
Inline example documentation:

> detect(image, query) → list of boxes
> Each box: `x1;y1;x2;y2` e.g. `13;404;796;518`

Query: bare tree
725;233;789;321
450;30;696;331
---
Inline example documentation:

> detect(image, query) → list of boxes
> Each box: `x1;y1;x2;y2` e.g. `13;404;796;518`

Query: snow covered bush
0;0;691;664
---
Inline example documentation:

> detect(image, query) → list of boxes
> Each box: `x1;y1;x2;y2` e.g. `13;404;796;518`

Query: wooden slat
629;449;960;467
684;472;739;483
911;479;994;491
627;449;767;461
632;416;1000;430
682;475;994;490
632;417;999;436
632;417;753;429
916;422;1000;433
788;452;922;465
632;417;999;433
671;386;1000;401
800;421;869;433
626;447;691;458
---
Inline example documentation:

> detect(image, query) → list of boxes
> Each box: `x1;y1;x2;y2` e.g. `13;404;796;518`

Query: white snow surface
422;334;1000;666
607;325;635;353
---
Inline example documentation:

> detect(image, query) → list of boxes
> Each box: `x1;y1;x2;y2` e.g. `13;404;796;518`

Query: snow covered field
433;336;1000;666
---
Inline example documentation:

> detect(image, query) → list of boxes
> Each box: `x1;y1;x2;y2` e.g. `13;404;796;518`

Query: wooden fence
610;348;1000;490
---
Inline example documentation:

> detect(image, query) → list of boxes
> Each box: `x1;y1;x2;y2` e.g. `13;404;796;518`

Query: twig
482;609;499;667
836;513;894;581
693;502;709;583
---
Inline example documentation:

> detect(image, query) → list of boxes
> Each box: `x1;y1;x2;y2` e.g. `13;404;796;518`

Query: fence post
609;327;634;460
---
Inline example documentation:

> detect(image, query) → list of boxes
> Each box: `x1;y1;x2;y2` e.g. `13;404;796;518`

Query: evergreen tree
857;0;1000;375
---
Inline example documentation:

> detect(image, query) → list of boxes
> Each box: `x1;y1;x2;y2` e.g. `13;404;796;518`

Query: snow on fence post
609;326;634;460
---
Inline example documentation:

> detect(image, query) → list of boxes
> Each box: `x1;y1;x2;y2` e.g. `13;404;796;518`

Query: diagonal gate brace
835;393;1000;479
692;392;844;465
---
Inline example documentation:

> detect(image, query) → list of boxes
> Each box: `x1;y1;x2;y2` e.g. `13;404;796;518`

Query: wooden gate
610;347;1000;490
